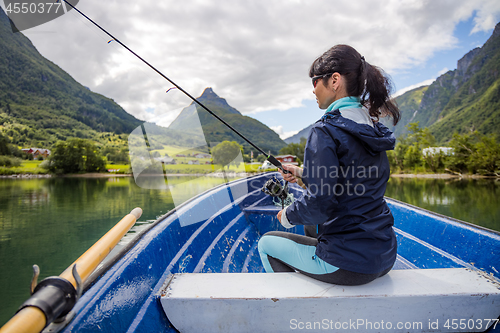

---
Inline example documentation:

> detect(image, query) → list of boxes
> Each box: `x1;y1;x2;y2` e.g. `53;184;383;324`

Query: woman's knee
259;231;290;253
258;232;279;256
257;234;269;254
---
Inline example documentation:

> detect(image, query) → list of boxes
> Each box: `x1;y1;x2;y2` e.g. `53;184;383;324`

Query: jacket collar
325;96;363;113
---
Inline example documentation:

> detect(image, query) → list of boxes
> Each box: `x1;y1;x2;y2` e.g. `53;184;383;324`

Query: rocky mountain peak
194;87;241;115
456;47;481;77
200;87;217;97
492;21;500;39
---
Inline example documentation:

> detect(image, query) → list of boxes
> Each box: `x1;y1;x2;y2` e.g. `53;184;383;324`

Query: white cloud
15;0;500;125
271;125;299;140
470;0;500;33
393;79;435;97
282;130;299;140
437;67;450;76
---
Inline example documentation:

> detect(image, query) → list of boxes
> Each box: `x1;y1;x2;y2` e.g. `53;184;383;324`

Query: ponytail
310;45;401;126
361;61;401;125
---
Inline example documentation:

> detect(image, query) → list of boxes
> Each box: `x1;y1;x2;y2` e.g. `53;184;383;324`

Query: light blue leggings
258;231;339;275
258;231;392;285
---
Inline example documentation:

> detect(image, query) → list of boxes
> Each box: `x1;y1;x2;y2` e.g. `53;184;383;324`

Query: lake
1;174;499;326
386;176;500;232
0;174;238;326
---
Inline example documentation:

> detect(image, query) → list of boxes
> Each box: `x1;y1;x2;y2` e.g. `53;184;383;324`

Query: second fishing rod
62;0;289;173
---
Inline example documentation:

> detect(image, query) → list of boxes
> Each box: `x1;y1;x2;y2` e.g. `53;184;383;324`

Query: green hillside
393;22;500;143
391;86;428;137
170;88;286;154
0;7;142;149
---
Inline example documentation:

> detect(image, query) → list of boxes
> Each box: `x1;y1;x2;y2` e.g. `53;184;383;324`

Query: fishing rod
62;0;288;173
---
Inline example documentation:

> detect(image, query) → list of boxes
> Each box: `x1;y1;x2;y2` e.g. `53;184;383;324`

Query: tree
211;141;243;170
404;145;422;170
445;133;475;174
406;123;435;148
422;149;446;173
470;134;500;175
388;140;408;172
390;122;438;172
102;146;130;163
446;132;500;175
0;133;10;155
279;137;306;164
48;138;106;174
254;154;265;162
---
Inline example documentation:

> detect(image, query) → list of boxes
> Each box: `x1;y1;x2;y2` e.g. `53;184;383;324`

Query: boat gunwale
385;196;500;236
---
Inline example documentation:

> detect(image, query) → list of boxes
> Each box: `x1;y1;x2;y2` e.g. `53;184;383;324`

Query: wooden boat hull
59;172;500;332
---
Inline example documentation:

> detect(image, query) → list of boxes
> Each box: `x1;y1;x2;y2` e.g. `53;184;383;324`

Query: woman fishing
258;44;401;285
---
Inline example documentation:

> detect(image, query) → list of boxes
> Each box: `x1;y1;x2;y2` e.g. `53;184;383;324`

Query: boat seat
160;268;500;333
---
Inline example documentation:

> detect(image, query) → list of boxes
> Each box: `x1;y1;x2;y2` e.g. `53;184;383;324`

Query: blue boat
3;173;500;333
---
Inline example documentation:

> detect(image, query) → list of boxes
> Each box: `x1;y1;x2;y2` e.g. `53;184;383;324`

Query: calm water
386;177;500;232
1;175;499;326
0;175;237;326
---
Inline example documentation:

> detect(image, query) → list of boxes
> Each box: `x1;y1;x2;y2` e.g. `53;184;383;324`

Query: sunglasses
312;73;334;87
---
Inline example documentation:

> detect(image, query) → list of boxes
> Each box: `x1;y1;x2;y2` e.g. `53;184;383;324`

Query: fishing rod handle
267;155;291;174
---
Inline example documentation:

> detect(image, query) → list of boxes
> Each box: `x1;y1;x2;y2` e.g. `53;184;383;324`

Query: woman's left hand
277;209;283;222
279;164;302;183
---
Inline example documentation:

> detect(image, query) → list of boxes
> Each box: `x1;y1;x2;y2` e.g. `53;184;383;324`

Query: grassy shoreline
2;160;498;179
390;173;499;179
4;172;498;180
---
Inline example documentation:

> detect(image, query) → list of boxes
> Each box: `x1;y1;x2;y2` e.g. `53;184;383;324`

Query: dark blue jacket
286;109;397;274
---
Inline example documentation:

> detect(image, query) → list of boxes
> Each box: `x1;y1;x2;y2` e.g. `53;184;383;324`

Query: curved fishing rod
62;0;287;172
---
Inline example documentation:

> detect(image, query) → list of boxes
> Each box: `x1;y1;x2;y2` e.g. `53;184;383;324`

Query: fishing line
61;0;288;172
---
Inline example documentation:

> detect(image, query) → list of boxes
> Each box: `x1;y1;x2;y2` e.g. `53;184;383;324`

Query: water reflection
0;175;238;326
386;177;500;232
422;193;454;206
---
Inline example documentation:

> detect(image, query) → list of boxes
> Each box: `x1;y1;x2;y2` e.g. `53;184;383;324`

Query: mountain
392;22;500;142
389;85;428;137
169;87;286;154
0;7;142;148
284;124;314;144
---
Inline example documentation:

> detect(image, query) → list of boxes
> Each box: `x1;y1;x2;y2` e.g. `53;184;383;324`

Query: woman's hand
279;164;303;183
277;208;294;228
277;209;283;221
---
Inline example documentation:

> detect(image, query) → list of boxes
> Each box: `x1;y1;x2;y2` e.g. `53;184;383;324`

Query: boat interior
59;173;500;333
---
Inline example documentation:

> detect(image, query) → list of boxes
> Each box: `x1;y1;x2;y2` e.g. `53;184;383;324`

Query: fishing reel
261;176;289;210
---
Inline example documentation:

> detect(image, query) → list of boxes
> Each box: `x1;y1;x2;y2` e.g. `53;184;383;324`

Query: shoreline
2;172;498;180
61;173;132;178
1;171;260;179
0;173;52;179
390;173;499;179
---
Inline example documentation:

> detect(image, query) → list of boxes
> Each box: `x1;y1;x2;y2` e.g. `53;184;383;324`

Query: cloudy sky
3;0;500;139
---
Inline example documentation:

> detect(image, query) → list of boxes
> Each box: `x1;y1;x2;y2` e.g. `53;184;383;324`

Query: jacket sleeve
285;125;340;226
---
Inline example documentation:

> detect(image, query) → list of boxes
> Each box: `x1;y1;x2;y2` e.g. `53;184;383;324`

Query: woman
258;44;401;285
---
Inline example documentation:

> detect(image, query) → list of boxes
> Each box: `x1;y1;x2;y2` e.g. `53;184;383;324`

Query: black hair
309;44;400;125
